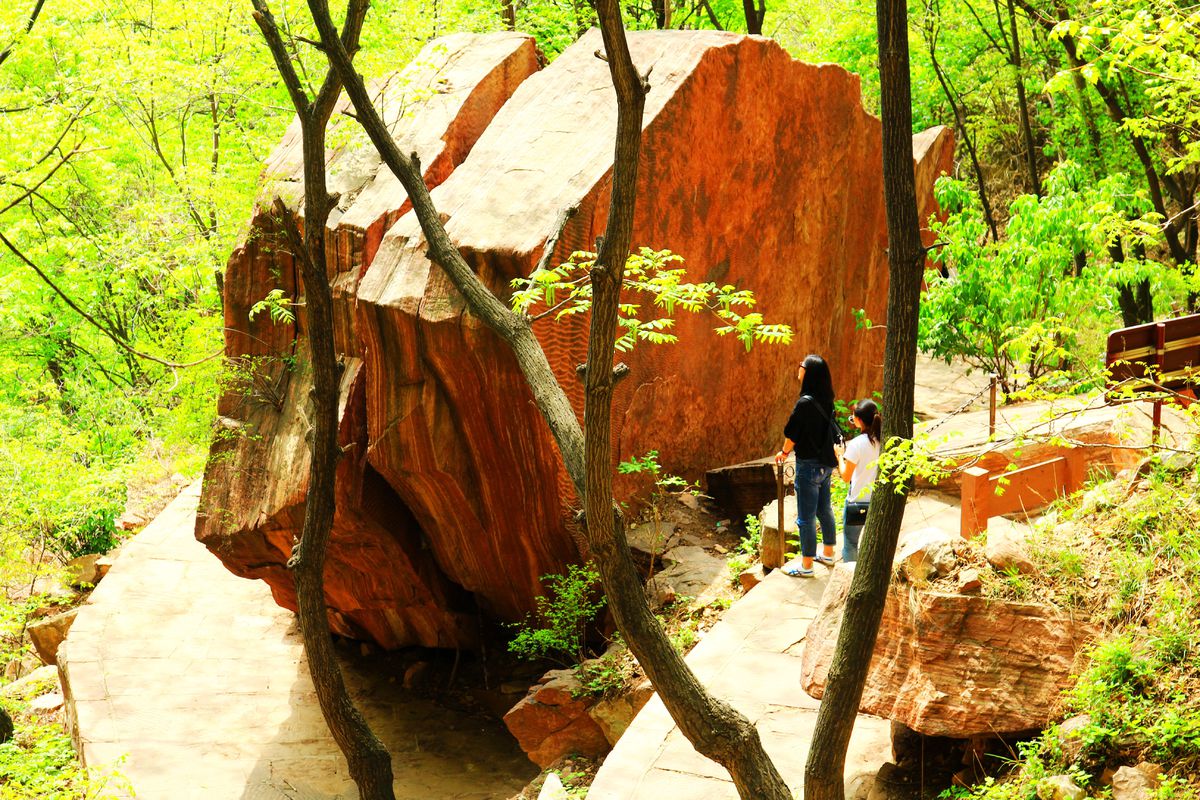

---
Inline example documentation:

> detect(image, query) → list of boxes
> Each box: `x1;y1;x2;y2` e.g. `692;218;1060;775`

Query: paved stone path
58;484;534;800
588;491;971;800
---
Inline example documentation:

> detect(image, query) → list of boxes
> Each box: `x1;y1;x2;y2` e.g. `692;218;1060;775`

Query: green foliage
727;513;766;581
617;450;690;494
964;464;1200;794
248;289;297;325
575;646;634;697
508;563;606;666
648;595;710;655
511;247;793;353
920;166;1183;392
1056;0;1200;176
0;695;126;798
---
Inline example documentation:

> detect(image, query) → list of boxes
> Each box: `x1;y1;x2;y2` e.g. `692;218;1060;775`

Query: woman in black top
773;354;839;577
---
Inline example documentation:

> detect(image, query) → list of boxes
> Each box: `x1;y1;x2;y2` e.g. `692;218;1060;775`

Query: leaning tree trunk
250;2;397;797
307;0;792;795
803;0;927;795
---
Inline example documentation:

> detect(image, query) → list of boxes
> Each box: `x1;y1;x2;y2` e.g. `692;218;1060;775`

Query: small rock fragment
1037;775;1084;800
985;524;1035;574
66;554;104;588
677;492;700;511
1056;714;1091;763
894;528;965;582
402;661;429;689
537;772;570;800
29;692;64;714
27;608;79;666
1111;764;1160;800
646;579;676;609
0;665;59;699
1161;451;1196;473
738;565;764;592
95;556;114;580
956;568;982;594
588;678;653;744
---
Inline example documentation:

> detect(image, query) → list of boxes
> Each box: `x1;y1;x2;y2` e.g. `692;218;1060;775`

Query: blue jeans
842;501;868;562
794;459;836;559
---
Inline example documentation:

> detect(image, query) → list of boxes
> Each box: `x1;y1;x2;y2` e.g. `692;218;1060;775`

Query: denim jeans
794;459;836;559
842;501;869;562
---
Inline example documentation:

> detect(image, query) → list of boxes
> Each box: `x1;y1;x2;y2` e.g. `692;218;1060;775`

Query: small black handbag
845;500;870;527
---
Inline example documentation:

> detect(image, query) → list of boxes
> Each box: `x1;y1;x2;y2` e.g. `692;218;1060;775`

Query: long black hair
799;354;835;407
854;398;882;445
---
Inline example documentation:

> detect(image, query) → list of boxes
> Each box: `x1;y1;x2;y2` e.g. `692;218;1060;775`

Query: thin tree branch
251;0;313;116
535;204;580;274
0;0;48;68
0;231;222;369
0;143;82;217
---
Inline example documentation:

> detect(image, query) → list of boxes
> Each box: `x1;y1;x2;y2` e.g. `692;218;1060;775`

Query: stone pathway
587;567;890;799
58;484;534;800
586;488;977;799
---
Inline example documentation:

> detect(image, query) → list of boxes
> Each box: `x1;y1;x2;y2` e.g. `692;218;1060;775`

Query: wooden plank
987;457;1069;518
1107;312;1200;392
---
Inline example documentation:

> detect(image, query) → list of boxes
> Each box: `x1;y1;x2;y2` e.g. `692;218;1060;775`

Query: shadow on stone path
586;490;983;800
58;484;535;800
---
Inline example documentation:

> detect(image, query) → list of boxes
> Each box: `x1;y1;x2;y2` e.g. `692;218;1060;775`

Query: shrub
508;563;606;666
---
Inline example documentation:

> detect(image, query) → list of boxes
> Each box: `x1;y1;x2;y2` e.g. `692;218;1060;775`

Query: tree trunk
250;3;397;798
1005;0;1041;196
804;0;926;794
1110;239;1154;327
741;0;765;34
0;0;48;68
500;0;516;30
926;26;999;240
308;0;792;795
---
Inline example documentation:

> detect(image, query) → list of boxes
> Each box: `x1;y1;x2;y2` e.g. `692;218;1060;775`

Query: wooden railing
960;447;1087;538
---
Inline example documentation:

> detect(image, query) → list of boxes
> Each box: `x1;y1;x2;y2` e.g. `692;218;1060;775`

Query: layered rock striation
199;29;954;648
198;33;541;648
801;562;1099;738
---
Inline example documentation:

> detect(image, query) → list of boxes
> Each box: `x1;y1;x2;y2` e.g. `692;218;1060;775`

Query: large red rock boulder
503;669;611;767
801;564;1099;737
199;29;953;648
196;32;541;649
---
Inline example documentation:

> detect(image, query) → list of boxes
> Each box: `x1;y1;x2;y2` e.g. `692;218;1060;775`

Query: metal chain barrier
923;374;998;435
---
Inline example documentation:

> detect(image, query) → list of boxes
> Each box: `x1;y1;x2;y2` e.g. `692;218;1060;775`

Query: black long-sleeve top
784;396;838;467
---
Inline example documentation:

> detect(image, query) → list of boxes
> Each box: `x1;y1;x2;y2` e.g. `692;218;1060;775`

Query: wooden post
776;462;785;553
960;465;991;539
988;374;998;438
760;462;786;570
1153;322;1166;445
1064;447;1087;494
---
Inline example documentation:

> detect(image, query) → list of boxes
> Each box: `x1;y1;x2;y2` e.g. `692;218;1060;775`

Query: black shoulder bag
801;394;845;448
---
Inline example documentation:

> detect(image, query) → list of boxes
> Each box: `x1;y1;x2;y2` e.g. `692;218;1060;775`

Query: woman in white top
837;399;881;562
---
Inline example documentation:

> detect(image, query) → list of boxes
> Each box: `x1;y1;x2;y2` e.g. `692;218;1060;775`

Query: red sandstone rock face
196;33;541;649
199;29;953;648
801;565;1099;737
356;29;954;624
